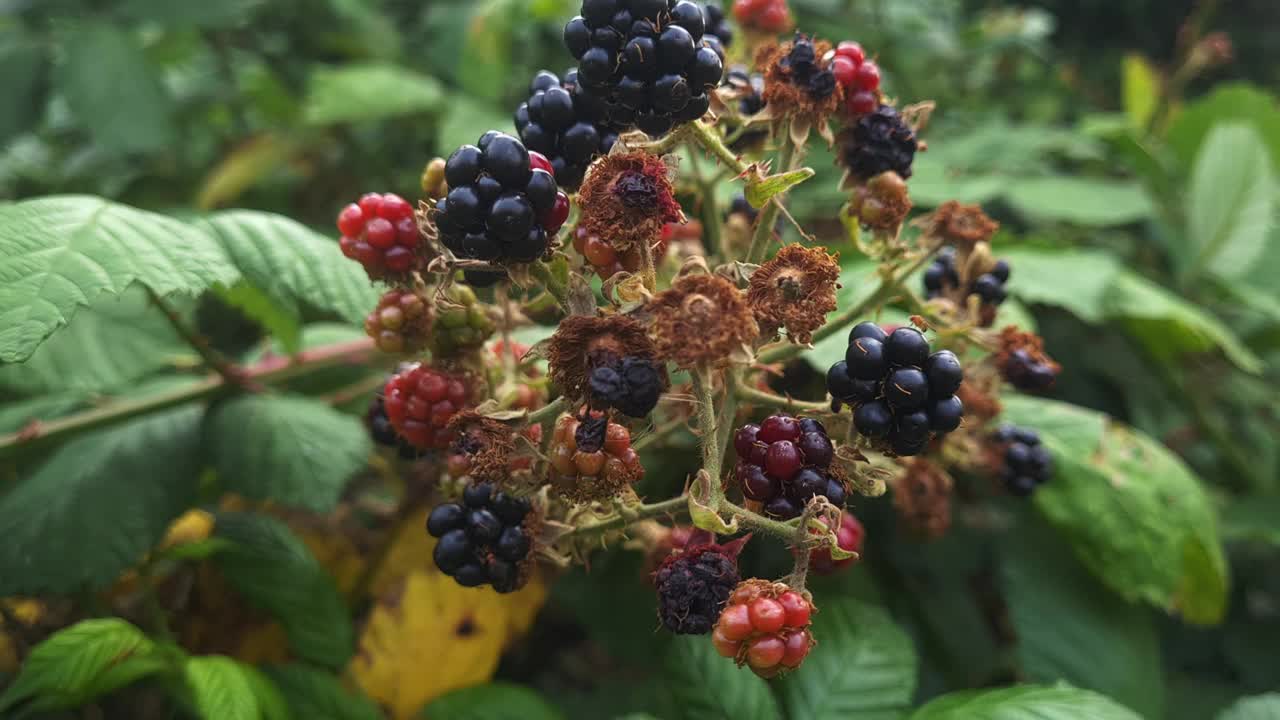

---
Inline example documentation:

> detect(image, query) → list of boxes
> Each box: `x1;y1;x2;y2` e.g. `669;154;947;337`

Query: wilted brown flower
748;244;840;344
924;201;999;250
757;36;843;142
577;151;685;253
649;274;759;368
956;376;1002;424
893;459;953;540
548;315;658;401
445;412;517;485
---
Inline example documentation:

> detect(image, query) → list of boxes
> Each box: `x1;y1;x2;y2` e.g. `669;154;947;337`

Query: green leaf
1121;54;1160;129
1001;395;1229;624
0;288;192;395
0;406;202;595
211;512;355;669
909;684;1143;720
116;0;265;28
1004;177;1153;226
0;393;85;435
776;598;917;720
0;619;171;713
216;281;302;355
422;683;564;720
745;167;816;208
437;95;511;159
303;63;444;125
656;636;781;720
1003;521;1164;718
182;656;260;720
0;33;49;144
1218;694;1280;720
1184;123;1276;279
204;394;369;512
1167;84;1280;171
1220;495;1280;545
0;195;237;363
1002;247;1120;323
242;665;290;720
197;210;380;333
266;664;382;720
57;23;174;153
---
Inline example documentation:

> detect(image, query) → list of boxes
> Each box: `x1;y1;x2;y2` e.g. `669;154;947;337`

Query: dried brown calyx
748;244;840;345
993;326;1061;392
893;458;953;540
577;151;685;253
649;274;759;369
547;315;658;401
848;171;913;232
923;201;999;251
445;412;518;485
757;36;843;142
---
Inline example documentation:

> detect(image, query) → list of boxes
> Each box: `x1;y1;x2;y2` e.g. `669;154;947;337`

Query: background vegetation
0;0;1278;718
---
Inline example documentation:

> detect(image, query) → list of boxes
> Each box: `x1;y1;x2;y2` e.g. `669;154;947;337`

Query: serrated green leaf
1005;177;1153;226
0;619;172;713
0;406;202;595
745;167;816;208
266;664;382;720
1001;395;1229;624
1167;84;1280;170
197;210;380;331
0;195;237;363
212;512;355;669
0;288;193;395
656;636;781;720
1217;693;1280;720
1121;54;1159;129
1001;248;1120;323
0;33;48;145
909;684;1143;720
1185;123;1276;280
303;63;444;125
422;683;564;720
58;23;174;153
1003;521;1163;718
776;598;917;720
182;656;260;720
204;394;369;512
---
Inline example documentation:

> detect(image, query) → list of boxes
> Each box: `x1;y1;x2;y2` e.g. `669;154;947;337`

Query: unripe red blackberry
732;0;792;33
808;510;864;575
427;482;535;593
364;288;431;354
365;393;423;460
733;415;843;519
712;579;815;677
383;364;475;450
653;541;743;635
549;413;645;503
337;192;424;281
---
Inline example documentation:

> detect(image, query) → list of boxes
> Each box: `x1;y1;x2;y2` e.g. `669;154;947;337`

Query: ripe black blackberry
992;425;1053;497
427;482;534;593
776;34;838;101
724;66;768;150
827;322;964;456
653;543;741;634
702;2;733;48
563;0;725;138
733;415;844;520
515;70;620;191
435;132;570;285
923;247;1010;307
588;355;664;418
1002;349;1058;392
838;105;918;181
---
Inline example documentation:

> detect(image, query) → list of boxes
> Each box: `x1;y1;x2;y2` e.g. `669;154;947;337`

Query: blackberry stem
146;286;260;391
746;134;798;264
562;495;691;542
734;385;830;414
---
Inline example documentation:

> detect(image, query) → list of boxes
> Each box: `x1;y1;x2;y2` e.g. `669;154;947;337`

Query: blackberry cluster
364;289;431;355
515;70;619;190
839;105;918;181
827;323;964;456
588;355;663;417
653;544;740;634
365;394;422;460
702;2;732;48
436;132;570;287
563;0;725;137
337;192;422;280
1002;349;1058;392
923;247;1010;307
572;225;671;279
549;413;645;497
733;414;844;520
777;34;837;100
429;285;496;357
992;426;1053;497
712;581;814;678
383;364;473;450
427;482;532;592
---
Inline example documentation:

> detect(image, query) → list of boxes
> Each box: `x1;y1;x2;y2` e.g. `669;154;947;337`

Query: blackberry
515;70;620;190
827;323;965;456
383;364;473;450
427;483;533;592
839;105;918;181
337;192;423;281
588;354;664;417
549;413;645;502
775;34;837;103
992;425;1053;497
364;288;431;355
702;2;733;47
712;581;815;678
653;544;740;634
365;394;423;460
1002;348;1058;392
732;414;843;520
564;0;724;138
436;132;570;281
923;247;1009;309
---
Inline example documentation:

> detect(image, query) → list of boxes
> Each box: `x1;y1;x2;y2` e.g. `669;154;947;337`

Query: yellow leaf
195;133;299;210
0;598;46;673
1122;53;1161;129
160;509;216;549
367;507;442;599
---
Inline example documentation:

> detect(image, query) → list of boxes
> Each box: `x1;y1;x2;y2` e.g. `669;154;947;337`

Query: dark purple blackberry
839;104;918;180
515;70;619;190
923;247;1009;308
427;483;534;593
732;414;844;519
588;354;664;418
827;323;965;456
702;2;733;47
437;132;568;280
564;0;724;138
776;34;836;102
992;425;1053;496
1002;349;1058;392
723;66;767;151
653;544;740;634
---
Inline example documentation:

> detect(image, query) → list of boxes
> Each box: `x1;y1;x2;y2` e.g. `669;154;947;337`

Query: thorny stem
633;416;689;451
785;502;823;592
146;286;259;391
746;135;799;264
686;120;751;175
562;495;691;542
734;384;830;414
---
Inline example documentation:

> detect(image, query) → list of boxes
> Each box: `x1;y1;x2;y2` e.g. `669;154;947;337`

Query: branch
734;384;829;414
146;287;258;390
561;495;691;542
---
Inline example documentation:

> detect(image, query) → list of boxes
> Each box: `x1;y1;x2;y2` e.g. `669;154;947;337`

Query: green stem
527;395;568;426
147;286;257;390
723;504;799;539
745;136;798;264
686;120;750;175
529;261;571;313
734;385;829;414
691;366;725;506
563;495;691;541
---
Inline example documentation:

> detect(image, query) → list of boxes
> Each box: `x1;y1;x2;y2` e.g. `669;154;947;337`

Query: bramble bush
1;1;1278;719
